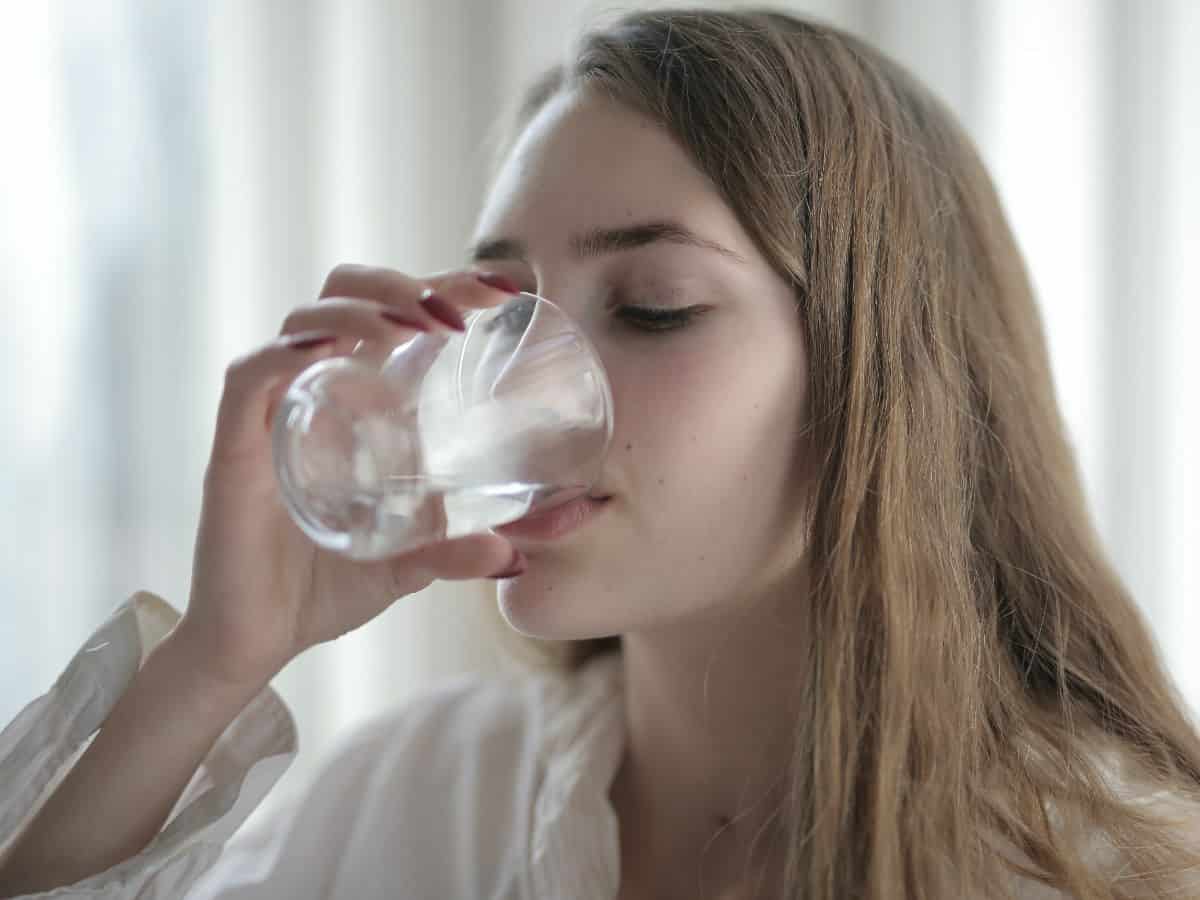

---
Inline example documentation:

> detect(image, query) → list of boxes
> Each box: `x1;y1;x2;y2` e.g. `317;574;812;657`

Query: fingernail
487;548;527;579
475;272;521;295
380;309;430;331
418;292;466;331
288;333;338;350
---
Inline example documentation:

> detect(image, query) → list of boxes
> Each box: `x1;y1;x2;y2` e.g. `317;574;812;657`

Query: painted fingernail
288;333;338;350
380;309;430;331
418;292;466;331
475;272;521;295
486;548;527;579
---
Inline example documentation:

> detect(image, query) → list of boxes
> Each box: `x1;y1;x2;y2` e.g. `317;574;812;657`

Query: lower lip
493;494;611;542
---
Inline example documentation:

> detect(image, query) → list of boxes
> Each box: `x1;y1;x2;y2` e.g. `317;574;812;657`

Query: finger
396;532;524;582
318;263;426;303
210;330;351;465
428;269;525;311
280;296;443;343
317;264;522;317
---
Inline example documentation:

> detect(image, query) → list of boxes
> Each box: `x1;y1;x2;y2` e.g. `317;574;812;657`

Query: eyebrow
468;219;748;265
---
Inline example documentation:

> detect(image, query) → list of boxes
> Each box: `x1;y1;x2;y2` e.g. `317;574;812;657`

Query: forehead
473;89;736;245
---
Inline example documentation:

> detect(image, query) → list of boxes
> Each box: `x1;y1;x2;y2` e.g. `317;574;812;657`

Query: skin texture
472;89;814;898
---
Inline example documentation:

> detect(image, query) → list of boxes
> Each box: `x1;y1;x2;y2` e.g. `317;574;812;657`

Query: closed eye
615;304;708;333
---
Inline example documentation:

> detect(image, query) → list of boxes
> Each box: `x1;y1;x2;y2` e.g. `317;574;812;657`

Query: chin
494;569;625;642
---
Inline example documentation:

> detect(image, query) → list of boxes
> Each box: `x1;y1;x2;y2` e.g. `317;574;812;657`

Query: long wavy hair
479;7;1200;898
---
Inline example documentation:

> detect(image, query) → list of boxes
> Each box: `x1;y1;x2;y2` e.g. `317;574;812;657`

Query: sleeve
0;591;298;899
180;672;516;900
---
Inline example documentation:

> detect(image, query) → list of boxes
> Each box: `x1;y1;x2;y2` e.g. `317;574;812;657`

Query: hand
180;266;524;687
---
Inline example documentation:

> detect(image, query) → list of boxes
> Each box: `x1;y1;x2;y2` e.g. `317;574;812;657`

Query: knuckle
223;355;252;384
224;342;273;383
279;309;304;332
319;263;361;299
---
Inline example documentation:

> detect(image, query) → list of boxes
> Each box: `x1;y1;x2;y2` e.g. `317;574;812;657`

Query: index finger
318;265;521;311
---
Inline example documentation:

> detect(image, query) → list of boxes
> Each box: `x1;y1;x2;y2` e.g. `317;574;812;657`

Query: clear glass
272;292;613;560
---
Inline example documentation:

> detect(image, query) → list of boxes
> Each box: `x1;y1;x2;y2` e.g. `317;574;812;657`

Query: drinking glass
271;292;613;560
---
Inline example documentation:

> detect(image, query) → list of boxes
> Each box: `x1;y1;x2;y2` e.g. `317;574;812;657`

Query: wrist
154;621;285;710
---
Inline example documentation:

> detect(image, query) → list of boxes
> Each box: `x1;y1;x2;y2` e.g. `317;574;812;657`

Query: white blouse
2;592;1197;899
0;591;626;899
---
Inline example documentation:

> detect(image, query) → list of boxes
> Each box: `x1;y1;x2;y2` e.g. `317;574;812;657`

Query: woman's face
472;89;811;640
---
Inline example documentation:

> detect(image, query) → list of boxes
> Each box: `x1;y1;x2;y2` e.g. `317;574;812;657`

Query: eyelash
480;297;704;336
614;304;704;333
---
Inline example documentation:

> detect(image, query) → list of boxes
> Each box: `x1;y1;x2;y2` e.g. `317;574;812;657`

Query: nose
489;293;595;395
527;271;605;341
527;267;583;319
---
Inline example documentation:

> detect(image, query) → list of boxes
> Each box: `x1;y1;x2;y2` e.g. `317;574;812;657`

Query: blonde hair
481;7;1200;898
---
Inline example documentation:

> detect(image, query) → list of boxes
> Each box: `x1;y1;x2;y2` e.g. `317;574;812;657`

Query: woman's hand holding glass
179;266;526;689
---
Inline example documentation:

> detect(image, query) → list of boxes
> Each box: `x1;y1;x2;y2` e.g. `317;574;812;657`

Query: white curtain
1;0;1196;825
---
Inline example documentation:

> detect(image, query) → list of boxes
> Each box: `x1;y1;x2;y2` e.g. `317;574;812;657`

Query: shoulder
994;734;1200;899
292;654;623;894
211;657;628;900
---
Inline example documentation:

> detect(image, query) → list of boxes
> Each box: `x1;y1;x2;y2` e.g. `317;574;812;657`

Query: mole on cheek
625;442;633;451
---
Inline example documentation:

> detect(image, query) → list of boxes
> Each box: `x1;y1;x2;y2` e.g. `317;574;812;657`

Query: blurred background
1;0;1196;826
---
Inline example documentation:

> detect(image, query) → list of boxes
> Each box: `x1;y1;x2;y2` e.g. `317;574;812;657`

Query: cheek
608;339;718;447
609;333;804;506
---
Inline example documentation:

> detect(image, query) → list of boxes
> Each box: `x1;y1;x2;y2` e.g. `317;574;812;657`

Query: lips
494;493;611;542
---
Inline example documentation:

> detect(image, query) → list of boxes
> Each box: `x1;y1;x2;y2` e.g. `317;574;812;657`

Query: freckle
625;442;632;451
699;554;706;561
657;477;664;485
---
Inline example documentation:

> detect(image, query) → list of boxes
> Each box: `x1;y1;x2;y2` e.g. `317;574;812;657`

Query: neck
609;582;807;899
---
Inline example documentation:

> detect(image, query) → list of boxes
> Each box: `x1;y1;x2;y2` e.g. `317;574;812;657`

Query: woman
2;7;1198;899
